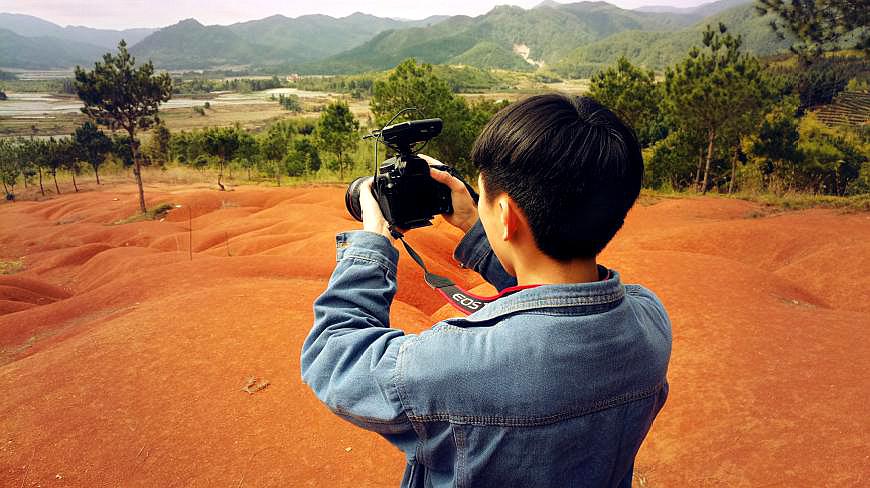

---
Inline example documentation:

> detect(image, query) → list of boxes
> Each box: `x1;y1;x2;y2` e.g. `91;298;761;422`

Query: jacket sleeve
453;219;517;291
300;231;413;434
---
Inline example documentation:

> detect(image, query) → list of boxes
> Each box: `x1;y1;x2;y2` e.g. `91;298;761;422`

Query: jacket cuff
453;219;489;269
336;231;399;274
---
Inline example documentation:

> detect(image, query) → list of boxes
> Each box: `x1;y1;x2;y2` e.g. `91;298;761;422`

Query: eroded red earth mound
1;184;868;487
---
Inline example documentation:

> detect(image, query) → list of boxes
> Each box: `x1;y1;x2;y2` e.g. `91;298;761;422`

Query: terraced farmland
814;91;870;128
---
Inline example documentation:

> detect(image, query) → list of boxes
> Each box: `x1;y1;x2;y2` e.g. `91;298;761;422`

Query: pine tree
316;101;359;181
75;40;172;213
663;24;774;193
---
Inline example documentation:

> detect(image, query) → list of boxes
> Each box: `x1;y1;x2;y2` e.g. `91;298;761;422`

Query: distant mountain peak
534;0;562;8
175;18;204;27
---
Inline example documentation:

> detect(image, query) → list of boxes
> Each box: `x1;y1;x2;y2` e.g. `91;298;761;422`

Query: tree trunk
38;167;45;196
72;171;79;192
701;129;715;195
217;160;226;191
93;163;101;185
53;170;60;194
129;129;147;213
338;152;344;181
133;160;146;212
728;147;737;195
694;151;704;192
247;167;251;181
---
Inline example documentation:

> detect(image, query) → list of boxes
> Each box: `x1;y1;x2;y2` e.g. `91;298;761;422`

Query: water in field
0;93;83;117
0;88;334;118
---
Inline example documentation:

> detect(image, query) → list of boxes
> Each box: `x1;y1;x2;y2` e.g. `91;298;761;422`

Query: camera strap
394;233;536;316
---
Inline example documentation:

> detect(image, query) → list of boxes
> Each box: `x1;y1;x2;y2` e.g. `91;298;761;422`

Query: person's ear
498;196;519;241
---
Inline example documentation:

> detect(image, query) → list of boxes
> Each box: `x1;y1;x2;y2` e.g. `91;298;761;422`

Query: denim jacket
301;221;672;488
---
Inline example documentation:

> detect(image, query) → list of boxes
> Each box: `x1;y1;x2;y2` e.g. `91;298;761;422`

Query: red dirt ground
1;183;868;487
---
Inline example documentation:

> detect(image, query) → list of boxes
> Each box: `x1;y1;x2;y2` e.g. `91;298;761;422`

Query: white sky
0;0;714;29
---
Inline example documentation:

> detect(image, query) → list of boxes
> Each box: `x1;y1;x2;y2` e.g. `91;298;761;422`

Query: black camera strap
394;232;534;316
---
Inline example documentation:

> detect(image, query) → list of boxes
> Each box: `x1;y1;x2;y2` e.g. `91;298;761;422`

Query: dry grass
730;191;870;212
0;258;25;274
112;202;175;225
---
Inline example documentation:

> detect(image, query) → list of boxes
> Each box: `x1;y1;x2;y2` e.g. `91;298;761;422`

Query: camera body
372;153;453;230
346;118;453;231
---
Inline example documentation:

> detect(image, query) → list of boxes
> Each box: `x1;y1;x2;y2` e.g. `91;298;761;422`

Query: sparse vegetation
0;258;25;274
113;202;175;224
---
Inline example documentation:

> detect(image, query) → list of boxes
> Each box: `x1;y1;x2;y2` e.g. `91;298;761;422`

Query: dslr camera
346;118;456;231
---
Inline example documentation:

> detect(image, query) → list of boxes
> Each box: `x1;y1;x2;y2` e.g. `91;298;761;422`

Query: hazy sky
0;0;714;29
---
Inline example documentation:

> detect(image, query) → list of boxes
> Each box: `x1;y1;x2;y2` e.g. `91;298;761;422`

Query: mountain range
0;0;794;74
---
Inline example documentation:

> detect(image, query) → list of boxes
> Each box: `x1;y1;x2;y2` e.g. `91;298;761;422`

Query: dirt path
1;185;868;486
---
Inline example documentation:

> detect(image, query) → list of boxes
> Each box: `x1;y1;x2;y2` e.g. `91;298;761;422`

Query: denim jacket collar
453;266;625;323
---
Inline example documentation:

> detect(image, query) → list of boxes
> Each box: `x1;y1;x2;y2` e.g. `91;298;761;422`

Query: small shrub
113;202;175;224
0;258;24;274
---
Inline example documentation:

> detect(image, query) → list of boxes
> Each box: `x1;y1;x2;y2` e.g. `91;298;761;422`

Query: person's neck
513;251;599;286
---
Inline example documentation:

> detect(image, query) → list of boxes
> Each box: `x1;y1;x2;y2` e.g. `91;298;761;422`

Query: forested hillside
0;27;106;69
554;2;795;76
0;13;156;48
306;1;712;73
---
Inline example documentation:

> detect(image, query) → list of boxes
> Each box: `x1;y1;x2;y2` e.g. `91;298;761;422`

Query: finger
418;154;443;167
429;166;466;192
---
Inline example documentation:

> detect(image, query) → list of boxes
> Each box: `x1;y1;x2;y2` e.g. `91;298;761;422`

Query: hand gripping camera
345;117;454;231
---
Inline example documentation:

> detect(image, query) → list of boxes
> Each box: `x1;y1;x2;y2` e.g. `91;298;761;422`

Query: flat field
1;182;868;486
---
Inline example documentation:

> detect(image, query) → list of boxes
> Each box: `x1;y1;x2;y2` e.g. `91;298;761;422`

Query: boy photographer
301;94;672;487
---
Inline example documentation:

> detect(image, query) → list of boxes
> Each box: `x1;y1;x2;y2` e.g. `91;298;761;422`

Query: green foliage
75;39;173;212
202;126;244;190
111;134;135;167
369;59;511;179
447;42;534;71
42;137;81;193
795;114;869;195
768;55;870;110
74;121;112;184
316;101;359;180
430;65;510;92
145;123;172;168
371;59;469;176
235;130;259;179
662;24;776;193
554;4;795;75
0;78;76;94
645;130;704;190
306;2;700;74
277;93;302;112
0;138;22;197
293;138;322;174
173;75;286;95
756;0;869;57
743;97;803;187
288;74;379;98
589;56;664;147
75;41;172;134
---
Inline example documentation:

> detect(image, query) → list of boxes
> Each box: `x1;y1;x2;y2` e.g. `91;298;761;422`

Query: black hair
471;93;643;261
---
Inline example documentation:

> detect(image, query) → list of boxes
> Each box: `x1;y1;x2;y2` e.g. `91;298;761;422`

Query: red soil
0;184;868;487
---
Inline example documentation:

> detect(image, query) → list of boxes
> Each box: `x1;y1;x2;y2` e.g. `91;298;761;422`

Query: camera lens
345;176;369;222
